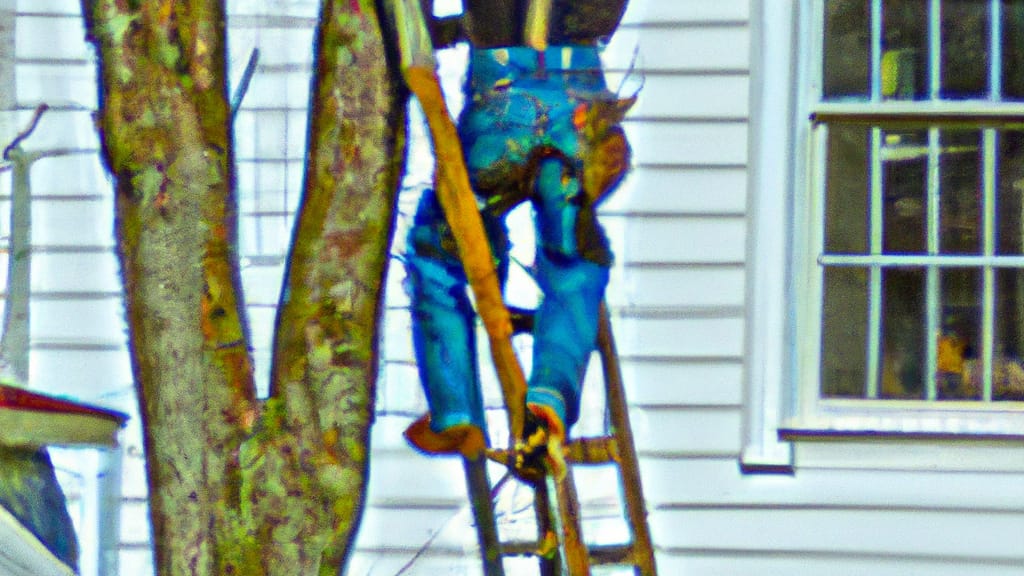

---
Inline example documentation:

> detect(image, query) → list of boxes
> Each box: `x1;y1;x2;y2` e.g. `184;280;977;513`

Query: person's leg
527;158;610;433
403;189;511;455
403;190;487;453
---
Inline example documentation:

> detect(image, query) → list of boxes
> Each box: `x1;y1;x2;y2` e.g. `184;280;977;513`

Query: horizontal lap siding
642;458;1024;574
639;457;1024;511
625;122;749;167
655;555;1023;576
602;166;748;215
606;3;1022;576
231;8;316;404
8;7;137;576
652;508;1024;561
621;1;750;25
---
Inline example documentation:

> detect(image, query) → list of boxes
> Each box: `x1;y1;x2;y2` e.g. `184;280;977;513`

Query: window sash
815;0;1015;105
812;102;1024;128
790;0;1024;436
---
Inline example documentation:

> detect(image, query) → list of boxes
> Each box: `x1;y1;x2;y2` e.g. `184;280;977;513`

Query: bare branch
2;103;48;160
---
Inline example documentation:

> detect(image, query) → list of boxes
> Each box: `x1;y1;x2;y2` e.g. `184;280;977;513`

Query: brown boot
404;414;487;458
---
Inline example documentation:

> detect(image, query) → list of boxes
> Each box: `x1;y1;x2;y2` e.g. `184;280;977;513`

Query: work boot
513;403;567;483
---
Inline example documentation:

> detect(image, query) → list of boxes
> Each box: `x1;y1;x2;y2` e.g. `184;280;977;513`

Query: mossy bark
83;0;254;573
81;0;403;574
259;0;405;572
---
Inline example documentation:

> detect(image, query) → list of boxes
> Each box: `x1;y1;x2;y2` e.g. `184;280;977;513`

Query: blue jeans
405;45;618;435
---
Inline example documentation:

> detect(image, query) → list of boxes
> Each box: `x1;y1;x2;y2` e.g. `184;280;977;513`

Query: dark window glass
825;124;870;254
824;0;872;99
821;267;870;397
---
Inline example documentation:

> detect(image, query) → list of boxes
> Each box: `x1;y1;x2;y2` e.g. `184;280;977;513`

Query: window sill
785;399;1024;438
781;423;1024;443
780;428;1024;473
780;406;1024;472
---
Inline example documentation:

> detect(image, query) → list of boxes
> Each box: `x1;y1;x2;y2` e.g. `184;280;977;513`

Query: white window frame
743;0;1024;472
741;0;800;471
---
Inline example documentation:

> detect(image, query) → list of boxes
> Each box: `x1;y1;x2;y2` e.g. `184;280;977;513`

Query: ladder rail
466;303;659;576
464;455;506;576
597;303;658;576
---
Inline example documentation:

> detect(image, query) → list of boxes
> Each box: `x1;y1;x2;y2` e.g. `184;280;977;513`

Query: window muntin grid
822;0;1024;102
806;0;1024;417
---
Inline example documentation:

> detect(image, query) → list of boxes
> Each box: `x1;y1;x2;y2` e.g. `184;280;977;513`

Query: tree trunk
259;0;405;571
82;0;403;574
83;0;254;573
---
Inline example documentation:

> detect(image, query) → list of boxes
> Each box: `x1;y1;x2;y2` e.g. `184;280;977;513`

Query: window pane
821;267;869;397
824;0;871;99
942;0;990;99
938;269;982;399
823;0;1024;101
882;0;929;100
995;130;1024;402
997;130;1024;254
881;268;927;399
825;124;870;254
882;129;928;253
939;130;982;255
1004;0;1024;100
995;269;1024;400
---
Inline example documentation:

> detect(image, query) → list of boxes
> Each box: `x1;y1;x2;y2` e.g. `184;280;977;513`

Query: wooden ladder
462;303;658;576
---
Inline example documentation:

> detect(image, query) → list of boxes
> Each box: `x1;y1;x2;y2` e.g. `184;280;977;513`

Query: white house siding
616;4;1024;576
8;1;1024;576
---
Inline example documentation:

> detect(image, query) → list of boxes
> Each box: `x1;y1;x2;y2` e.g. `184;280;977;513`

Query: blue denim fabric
405;190;508;434
405;45;614;434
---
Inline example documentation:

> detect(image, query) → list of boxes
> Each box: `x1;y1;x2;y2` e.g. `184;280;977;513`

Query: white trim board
740;0;799;472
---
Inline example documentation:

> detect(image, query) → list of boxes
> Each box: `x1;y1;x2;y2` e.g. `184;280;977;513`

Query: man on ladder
400;0;632;479
384;1;639;574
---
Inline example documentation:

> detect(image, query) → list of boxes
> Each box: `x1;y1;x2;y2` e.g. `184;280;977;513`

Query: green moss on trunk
83;1;255;574
82;0;404;573
266;0;405;572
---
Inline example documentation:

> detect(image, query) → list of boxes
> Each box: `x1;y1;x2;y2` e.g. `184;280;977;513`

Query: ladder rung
498;541;641;567
463;302;658;575
587;544;636;566
565;436;619;464
486;436;620;467
497;539;556;558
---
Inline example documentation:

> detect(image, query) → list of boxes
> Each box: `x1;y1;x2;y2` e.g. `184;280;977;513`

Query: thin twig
230;48;260;123
615;44;645;99
393;502;465;575
392;470;514;575
3;103;49;160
